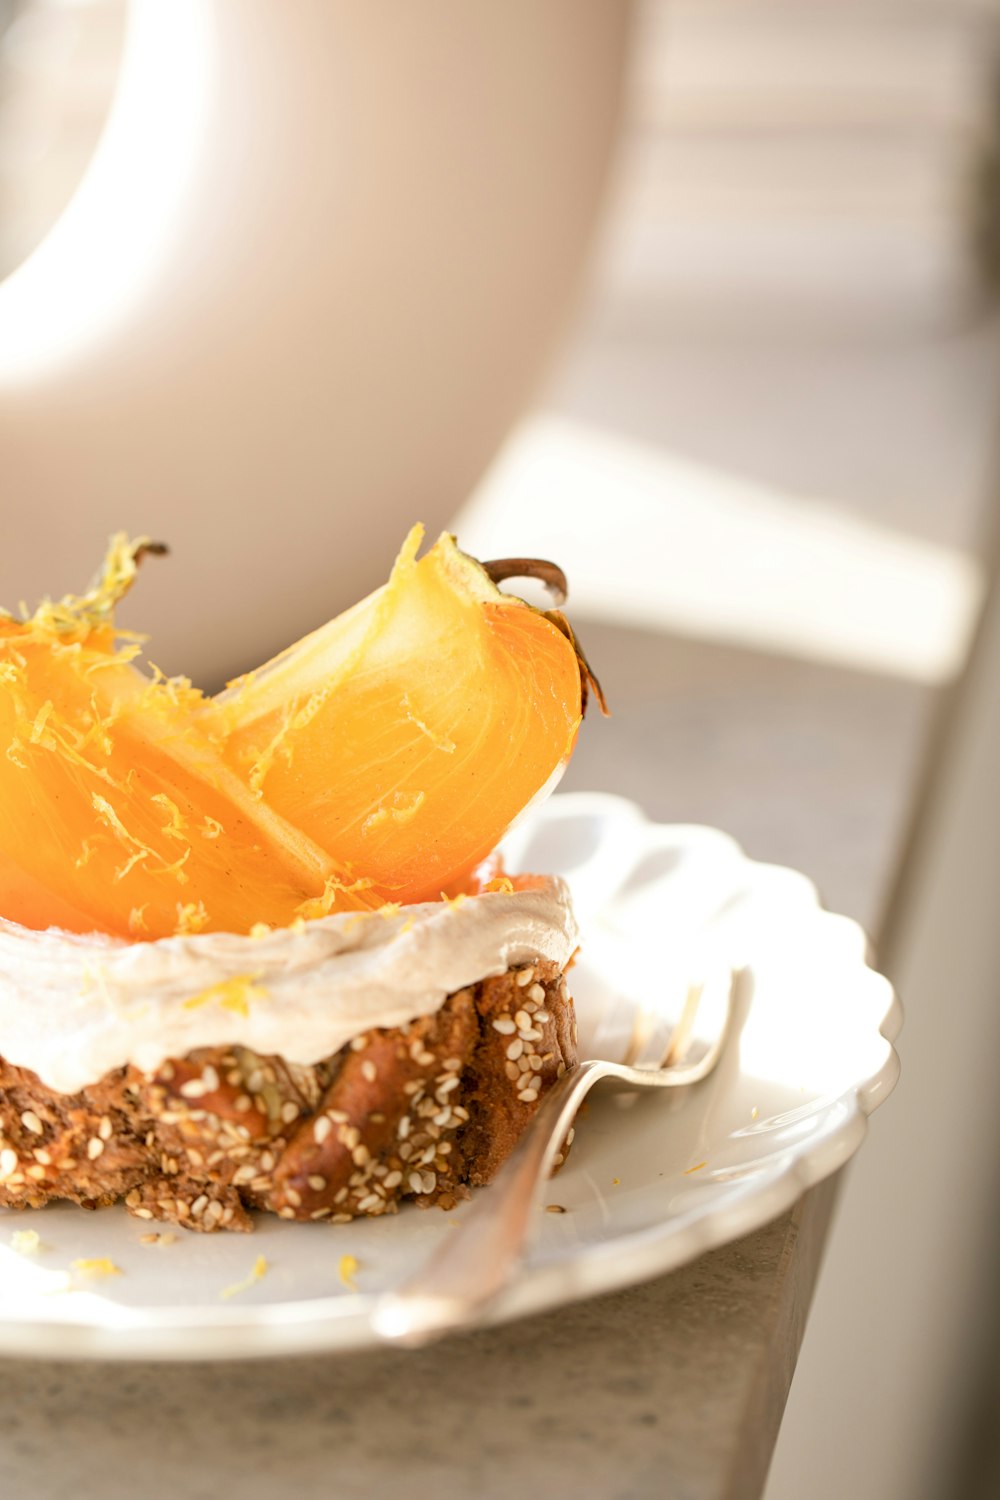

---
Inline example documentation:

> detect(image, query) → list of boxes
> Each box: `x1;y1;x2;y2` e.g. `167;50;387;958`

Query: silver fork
372;965;740;1346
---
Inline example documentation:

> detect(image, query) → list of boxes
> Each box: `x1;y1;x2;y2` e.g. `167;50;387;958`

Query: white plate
0;793;900;1360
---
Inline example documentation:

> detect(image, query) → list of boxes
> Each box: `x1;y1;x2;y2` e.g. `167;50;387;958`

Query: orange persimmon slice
206;527;587;905
0;539;368;940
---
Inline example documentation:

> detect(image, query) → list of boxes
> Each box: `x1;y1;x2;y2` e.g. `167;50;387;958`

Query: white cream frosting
0;880;578;1094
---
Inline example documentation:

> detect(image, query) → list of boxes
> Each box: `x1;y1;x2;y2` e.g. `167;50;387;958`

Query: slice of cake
0;530;601;1230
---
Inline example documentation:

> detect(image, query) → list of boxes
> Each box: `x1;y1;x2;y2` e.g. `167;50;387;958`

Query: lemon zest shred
220;1255;268;1301
362;790;426;835
182;974;267;1017
338;1253;359;1291
128;905;149;934
174;900;210;935
483;877;515;895
150;792;188;842
71;1257;121;1279
295;874;375;923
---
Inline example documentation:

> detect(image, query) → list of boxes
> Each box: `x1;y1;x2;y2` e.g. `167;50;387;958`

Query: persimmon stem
483;558;568;607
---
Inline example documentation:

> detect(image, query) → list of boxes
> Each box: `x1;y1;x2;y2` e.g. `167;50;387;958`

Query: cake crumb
11;1229;41;1256
139;1232;178;1247
221;1255;268;1300
545;1204;566;1215
338;1253;359;1291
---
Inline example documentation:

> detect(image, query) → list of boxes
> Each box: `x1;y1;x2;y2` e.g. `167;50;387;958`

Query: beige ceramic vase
0;0;630;685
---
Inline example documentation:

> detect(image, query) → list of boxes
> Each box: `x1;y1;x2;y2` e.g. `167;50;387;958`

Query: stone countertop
0;620;928;1500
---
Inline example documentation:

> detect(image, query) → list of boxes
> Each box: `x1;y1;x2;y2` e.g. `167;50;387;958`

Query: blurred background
2;2;1000;1497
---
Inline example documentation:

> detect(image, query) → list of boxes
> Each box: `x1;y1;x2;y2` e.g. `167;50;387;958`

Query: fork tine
661;978;705;1068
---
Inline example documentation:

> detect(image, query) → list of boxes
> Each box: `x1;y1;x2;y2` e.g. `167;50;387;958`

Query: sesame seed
314;1117;332;1144
504;1061;520;1081
260;1151;276;1172
133;1207;154;1219
160;1060;175;1080
420;1171;437;1194
350;1035;368;1051
407;1171;424;1194
492;1016;516;1035
26;1164;46;1180
86;1137;104;1160
566;1127;575;1144
179;1078;207;1098
399;1142;413;1160
246;1070;265;1093
528;1054;543;1072
205;1199;224;1224
436;1075;460;1095
443;1057;463;1071
433;1109;453;1127
234;1094;253;1113
280;1101;299;1124
308;1174;327;1191
416;1050;436;1067
520;1028;543;1042
545;1204;567;1214
201;1065;220;1092
517;1088;540;1103
383;1170;403;1189
527;983;545;1004
360;1060;377;1083
357;1193;382;1213
516;967;535;987
278;1206;296;1219
285;1188;302;1208
397;1116;411;1139
98;1116;113;1141
352;1144;371;1168
328;1109;349;1123
331;1212;353;1224
536;1009;551;1023
125;1188;141;1207
20;1110;43;1135
334;1186;349;1204
514;1009;532;1031
33;1148;51;1165
506;1039;524;1061
191;1194;209;1217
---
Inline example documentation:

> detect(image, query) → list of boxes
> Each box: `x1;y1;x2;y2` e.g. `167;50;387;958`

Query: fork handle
371;1058;610;1346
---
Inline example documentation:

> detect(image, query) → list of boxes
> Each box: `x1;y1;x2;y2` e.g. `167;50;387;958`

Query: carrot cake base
0;959;576;1231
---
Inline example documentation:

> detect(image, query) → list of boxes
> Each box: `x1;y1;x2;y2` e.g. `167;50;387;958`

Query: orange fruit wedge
1;528;600;940
0;538;367;940
205;526;595;905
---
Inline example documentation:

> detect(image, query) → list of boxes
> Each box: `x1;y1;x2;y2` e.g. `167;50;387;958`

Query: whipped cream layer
0;881;578;1094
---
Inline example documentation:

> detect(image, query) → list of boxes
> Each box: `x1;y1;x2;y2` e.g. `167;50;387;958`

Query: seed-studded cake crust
0;960;577;1231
